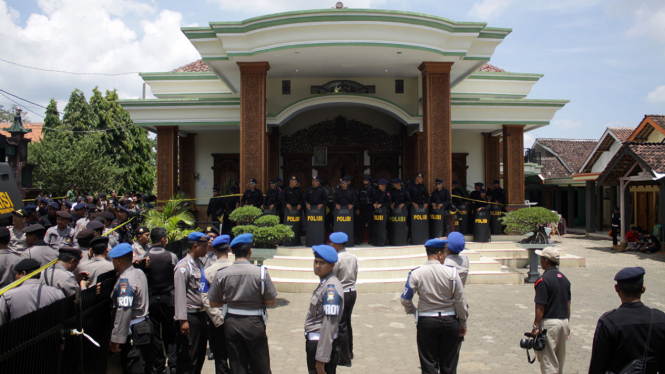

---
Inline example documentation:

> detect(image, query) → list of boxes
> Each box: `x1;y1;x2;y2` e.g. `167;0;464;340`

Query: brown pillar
502;125;525;207
179;133;196;198
419;62;453;189
267;129;280;180
415;132;427;179
157;126;178;203
238;62;270;192
484;132;500;186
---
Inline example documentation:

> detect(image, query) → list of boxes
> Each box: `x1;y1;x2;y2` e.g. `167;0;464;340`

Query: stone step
273;247;482;261
492;253;583;268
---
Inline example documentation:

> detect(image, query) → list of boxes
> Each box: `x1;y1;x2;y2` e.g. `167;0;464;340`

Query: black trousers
176;312;207;374
225;315;272;374
338;291;356;365
149;299;178;374
416;316;461;374
120;319;153;374
612;225;619;245
355;206;373;244
306;339;339;374
207;315;230;374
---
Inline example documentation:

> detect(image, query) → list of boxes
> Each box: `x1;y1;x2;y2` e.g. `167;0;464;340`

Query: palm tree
143;195;198;243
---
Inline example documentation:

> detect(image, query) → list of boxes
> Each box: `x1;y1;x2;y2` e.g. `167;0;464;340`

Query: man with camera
531;247;571;374
588;267;665;373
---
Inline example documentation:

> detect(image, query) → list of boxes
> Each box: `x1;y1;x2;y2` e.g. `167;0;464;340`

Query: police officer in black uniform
430;178;453;234
588;267;665;373
281;175;304;212
611;207;620;246
475;189;490;213
221;185;240;237
264;178;282;216
390;178;411;211
355;174;375;245
206;187;225;228
113;206;134;244
334;176;357;211
373;179;391;208
305;176;327;211
409;173;430;210
451;180;464;206
241;178;263;208
469;182;483;205
488;180;504;205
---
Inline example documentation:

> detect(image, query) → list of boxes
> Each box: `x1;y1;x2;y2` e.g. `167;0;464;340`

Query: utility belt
418;310;456;318
187;308;205;314
129;317;152;346
225;307;269;325
305;332;338;341
130;316;147;326
343;287;356;293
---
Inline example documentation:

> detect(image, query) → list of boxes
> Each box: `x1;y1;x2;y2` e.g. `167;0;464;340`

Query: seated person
639;230;661;254
623;226;641;251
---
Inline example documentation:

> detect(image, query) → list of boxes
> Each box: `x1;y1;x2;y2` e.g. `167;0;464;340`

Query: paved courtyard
201;235;665;373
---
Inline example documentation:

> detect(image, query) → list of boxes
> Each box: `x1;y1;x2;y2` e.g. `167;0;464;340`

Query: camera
520;329;547;364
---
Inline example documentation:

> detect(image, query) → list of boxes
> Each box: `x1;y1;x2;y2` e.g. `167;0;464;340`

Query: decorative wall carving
311;80;375;94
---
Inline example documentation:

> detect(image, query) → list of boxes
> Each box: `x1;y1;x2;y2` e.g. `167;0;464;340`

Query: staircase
262;238;585;293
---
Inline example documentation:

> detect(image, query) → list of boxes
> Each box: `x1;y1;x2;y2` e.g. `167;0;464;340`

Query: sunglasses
250;182;256;185
270;182;275;185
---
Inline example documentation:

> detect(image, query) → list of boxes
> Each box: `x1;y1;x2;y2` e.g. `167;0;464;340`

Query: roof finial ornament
333;2;346;9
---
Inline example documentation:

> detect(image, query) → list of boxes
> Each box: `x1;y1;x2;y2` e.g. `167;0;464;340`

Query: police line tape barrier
0;258;58;296
156;193;243;203
22;196;67;202
102;216;135;236
451;194;516;207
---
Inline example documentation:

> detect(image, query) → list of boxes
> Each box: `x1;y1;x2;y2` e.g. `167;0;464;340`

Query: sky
0;0;664;146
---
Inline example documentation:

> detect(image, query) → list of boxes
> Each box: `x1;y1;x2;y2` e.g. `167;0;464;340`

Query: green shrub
501;207;560;244
232;225;257;236
255;214;280;227
229;206;263;225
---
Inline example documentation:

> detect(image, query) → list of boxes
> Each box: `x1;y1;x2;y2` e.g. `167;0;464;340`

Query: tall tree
42;99;61;139
62;89;95;134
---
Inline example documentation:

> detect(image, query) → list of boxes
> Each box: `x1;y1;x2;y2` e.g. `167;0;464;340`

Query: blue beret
313;245;338;263
614;267;645;284
289;175;297;181
435;179;443;183
342;176;351;182
330;232;348;244
392;178;401;184
73;203;86;211
425;238;448;248
230;233;253;248
378;179;388;185
212;235;230;247
109;243;133;258
447;232;465;253
24;205;37;213
188;231;210;243
48;202;59;209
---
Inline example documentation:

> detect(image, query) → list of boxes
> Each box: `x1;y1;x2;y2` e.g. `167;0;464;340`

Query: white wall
194;131;240;200
591;141;622;173
452;130;485;189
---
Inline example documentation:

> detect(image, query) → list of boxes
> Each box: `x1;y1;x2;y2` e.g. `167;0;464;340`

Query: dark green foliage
501;207;560;244
230;206;294;248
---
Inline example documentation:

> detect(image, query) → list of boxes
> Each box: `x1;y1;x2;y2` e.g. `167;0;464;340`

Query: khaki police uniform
103;226;120;249
8;226;27;254
0;278;64;325
174;254;207;374
401;260;468;374
444;254;470;286
0;249;21;289
204;257;233;374
112;265;152;374
21;241;58;267
304;273;345;374
332;249;358;366
209;260;278;374
202;251;217;269
72;217;89;239
76;256;113;285
131;242;149;260
45;225;76;250
42;263;79;297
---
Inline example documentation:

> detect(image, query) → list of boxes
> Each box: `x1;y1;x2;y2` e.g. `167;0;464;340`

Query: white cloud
207;0;387;14
468;0;605;20
0;0;200;113
468;0;516;20
647;85;665;103
624;2;665;43
551;119;583;129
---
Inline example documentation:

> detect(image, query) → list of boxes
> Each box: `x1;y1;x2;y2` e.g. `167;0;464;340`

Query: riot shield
473;210;491;243
334;207;354;248
410;207;429;245
456;203;469;235
490;204;504;235
305;208;326;247
429;208;444;238
389;208;408;246
372;206;388;247
283;208;302;246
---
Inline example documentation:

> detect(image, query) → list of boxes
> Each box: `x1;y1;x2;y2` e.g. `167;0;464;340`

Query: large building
119;7;568;215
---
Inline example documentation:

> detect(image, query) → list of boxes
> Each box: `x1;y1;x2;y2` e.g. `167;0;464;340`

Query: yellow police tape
22;196;67;202
156;193;243;204
452;194;516;207
103;216;135;236
0;258;58;296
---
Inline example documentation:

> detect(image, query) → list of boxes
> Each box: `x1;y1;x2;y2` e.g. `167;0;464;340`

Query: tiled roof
607;127;634;143
627;142;665;174
630;114;665;141
171;60;506;73
477;64;506;72
647;114;665;130
540;156;572;179
0;122;43;142
172;60;211;72
534;139;597;174
598;142;665;185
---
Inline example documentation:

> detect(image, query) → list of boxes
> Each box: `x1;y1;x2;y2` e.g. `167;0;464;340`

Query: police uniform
611;208;620;246
489;181;504;204
241;179;263;208
113;206;134;244
143;242;179;374
0;227;21;288
222;188;240;236
20;225;58;267
390;180;412;210
174;232;209;374
281;176;304;210
71;203;88;238
109;243;152;374
401;239;468;374
208;234;278;374
45;211;76;250
533;247;571;374
355;175;375;245
305;245;344;374
207;187;225;226
330;233;358;367
373;181;391;207
132;227;150;260
430;181;452;210
333;182;357;208
9;210;28;254
203;235;233;374
76;236;113;285
451;181;464;206
41;247;83;297
102;211;120;249
408;174;430;209
0;259;65;325
589;267;665;374
264;179;282;216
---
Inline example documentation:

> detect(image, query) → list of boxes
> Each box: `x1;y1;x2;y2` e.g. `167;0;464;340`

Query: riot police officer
305;176;327;211
222;185;240;236
390;178;411;211
281;175;304;211
334;176;357;211
241;178;263;208
430;179;453;235
488;180;504;205
409;173;430;210
264;178;282;215
113;206;134;244
0;227;20;288
355;174;374;245
207;187;225;228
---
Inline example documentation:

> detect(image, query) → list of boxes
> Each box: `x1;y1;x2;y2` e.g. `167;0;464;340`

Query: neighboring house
597;115;665;241
0;122;43;143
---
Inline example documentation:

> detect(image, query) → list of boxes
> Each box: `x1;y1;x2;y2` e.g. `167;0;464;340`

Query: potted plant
143;194;200;258
501;207;560;283
229;206;294;263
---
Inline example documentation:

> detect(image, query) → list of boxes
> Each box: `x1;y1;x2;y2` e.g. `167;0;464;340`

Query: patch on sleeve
116;278;134;308
401;271;414;300
180;267;186;274
198;272;209;293
322;284;341;316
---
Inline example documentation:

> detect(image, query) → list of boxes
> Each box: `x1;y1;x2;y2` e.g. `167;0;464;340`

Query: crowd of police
207;174;506;247
0;180;664;374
